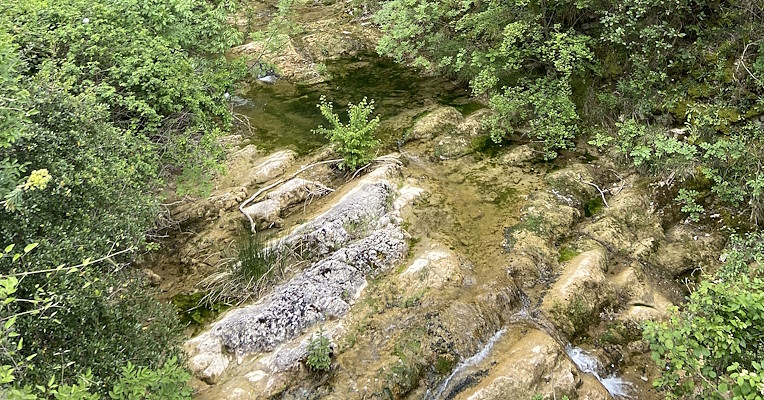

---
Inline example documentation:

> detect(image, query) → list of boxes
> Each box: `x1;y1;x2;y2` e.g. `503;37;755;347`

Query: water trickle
507;289;635;399
566;346;634;399
428;328;508;400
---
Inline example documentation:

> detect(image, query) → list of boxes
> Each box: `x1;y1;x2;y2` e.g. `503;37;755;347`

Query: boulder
227;144;260;171
284;164;400;256
541;249;617;337
578;374;615;400
505;229;559;286
405;106;463;142
432;109;491;160
452;329;580;400
398;248;462;293
186;163;410;384
239;150;297;188
241;199;282;229
582;188;665;259
185;335;230;384
186;226;408;374
543;163;598;209
499;144;538;166
649;225;725;277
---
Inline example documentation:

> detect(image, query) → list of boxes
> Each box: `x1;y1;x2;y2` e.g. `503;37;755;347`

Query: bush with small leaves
306;332;332;372
314;96;380;170
645;233;764;399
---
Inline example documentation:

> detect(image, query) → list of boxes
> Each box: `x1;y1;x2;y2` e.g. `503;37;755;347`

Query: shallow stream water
233;54;480;153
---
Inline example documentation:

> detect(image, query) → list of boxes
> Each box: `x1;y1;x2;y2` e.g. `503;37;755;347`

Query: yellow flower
23;169;52;191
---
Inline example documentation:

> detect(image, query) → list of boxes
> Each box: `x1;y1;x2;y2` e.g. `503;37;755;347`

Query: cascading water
427;328;508;400
508;289;635;399
566;346;634;398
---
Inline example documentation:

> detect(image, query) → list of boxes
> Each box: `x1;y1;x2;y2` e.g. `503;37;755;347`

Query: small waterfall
427;327;508;400
427;289;634;400
506;289;568;348
510;289;635;399
566;346;634;398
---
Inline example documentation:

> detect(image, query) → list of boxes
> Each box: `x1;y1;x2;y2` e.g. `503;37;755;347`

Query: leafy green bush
108;357;193;400
676;189;705;223
3;359;192;400
374;0;764;223
375;0;593;158
0;0;244;392
306;332;332;372
0;248;192;399
314;96;380;170
645;233;764;399
1;0;244;187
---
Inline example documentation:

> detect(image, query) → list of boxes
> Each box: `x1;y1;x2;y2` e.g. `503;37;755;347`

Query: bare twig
239;155;402;232
239;158;343;232
735;40;763;87
2;247;136;278
578;174;610;208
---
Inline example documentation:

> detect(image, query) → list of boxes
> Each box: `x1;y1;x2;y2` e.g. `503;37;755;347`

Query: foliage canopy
0;0;244;393
375;0;764;221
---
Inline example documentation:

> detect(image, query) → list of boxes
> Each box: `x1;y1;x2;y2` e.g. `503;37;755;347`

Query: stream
181;49;651;399
233;54;480;154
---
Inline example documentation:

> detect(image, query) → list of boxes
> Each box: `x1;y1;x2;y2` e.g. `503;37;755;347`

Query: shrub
0;0;244;392
375;0;593;158
374;0;764;225
314;96;380;170
306;332;332;372
645;233;764;399
0;248;192;399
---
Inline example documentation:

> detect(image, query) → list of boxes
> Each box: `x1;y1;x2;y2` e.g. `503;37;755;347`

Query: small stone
142;268;162;286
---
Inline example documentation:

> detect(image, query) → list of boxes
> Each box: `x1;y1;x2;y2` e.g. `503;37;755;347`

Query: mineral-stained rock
186;163;409;384
649;224;725;277
405;106;463;142
285;181;396;256
186;226;407;382
452;329;580;400
241;178;329;229
239;150;296;189
541;248;617;337
582;188;665;259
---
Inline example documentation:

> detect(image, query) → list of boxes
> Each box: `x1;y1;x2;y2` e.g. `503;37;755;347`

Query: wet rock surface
541;249;617;337
176;138;725;400
451;329;581;400
147;17;729;398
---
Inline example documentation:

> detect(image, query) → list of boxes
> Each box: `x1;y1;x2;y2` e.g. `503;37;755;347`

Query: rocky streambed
145;4;727;399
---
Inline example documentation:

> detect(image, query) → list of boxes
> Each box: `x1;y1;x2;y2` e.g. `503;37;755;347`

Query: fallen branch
239;158;343;232
239;155;403;232
350;154;403;179
578;174;610;209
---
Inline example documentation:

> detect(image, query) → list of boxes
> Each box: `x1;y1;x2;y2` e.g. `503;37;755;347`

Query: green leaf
23;243;38;253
